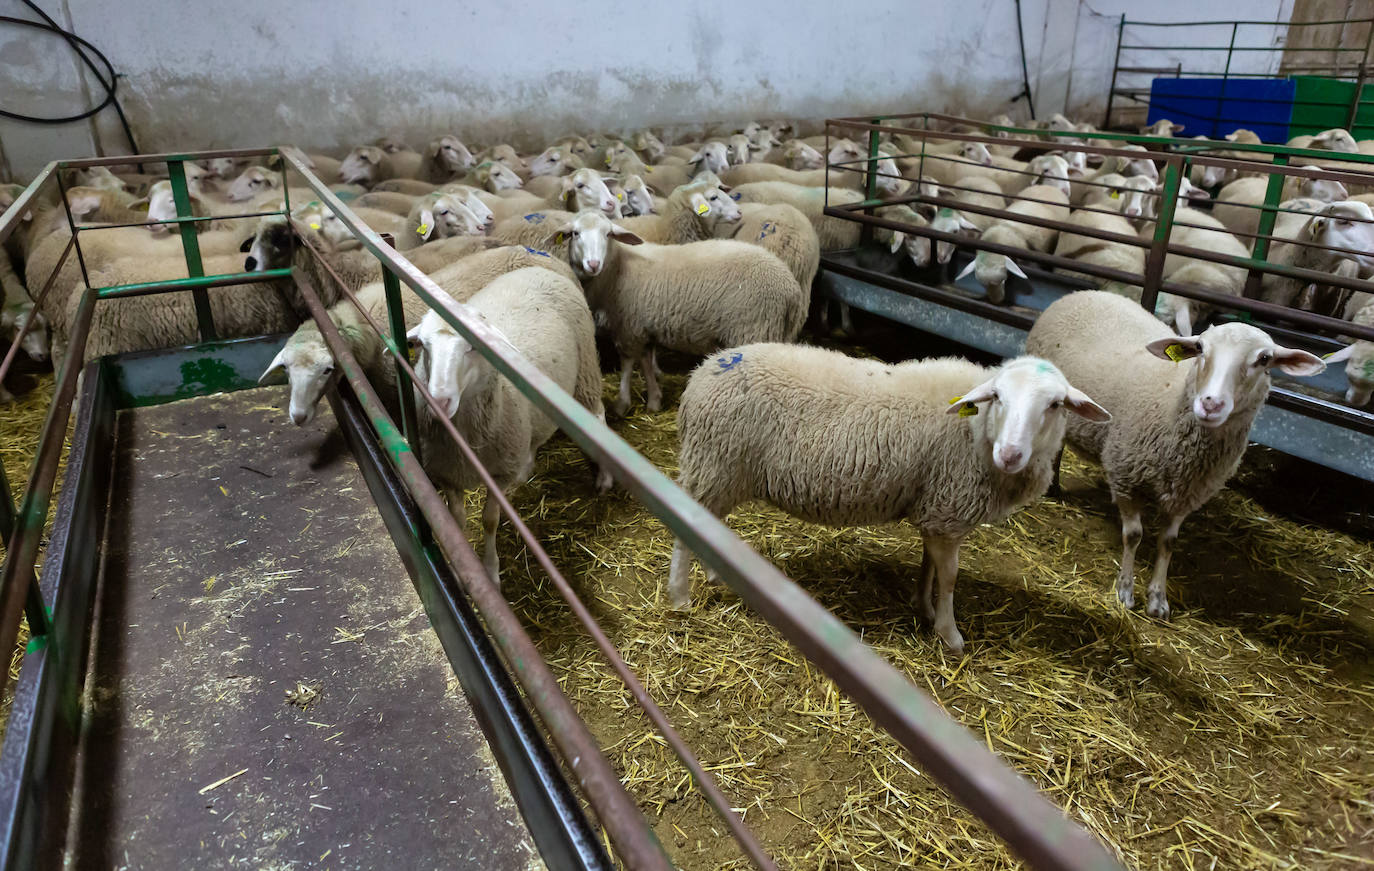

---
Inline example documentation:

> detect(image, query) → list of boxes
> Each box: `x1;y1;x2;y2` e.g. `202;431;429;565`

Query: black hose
1013;0;1037;118
0;1;140;155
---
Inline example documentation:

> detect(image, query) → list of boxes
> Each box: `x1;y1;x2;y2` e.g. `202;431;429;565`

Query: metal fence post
1140;158;1182;317
378;234;423;467
1245;153;1289;298
860;118;881;245
1103;14;1126;128
1350;22;1374;131
166;159;217;341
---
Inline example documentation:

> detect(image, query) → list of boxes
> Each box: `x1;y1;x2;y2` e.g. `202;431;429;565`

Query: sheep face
243;216;295;271
726;134;753;166
621;176;656;216
1295;168;1348;202
408;311;492;421
199;157;246;179
442;186;495;229
76;166;127;194
1110;176;1155;219
529;147;570;178
339;146;388;186
747;128;780;161
1028;154;1072;197
958;143;993;166
417;194;485;242
226;167;281;202
1310;129;1358;153
1140;119;1185;137
374;136;410;154
947;357;1110;474
782;140;824;170
929;208;978;265
260;338;336;426
430;136;476;173
601;140;636;171
1047;113;1076;132
1144;324;1324;427
688;183;740;226
486;144;524;171
1197;163;1236;189
827;139;863;165
556;211;644;276
691;142;730;175
556;136;593;161
888;225;931;269
957;250;1028;304
2;305;49;363
1117;147;1159;182
144;182;178;234
1307;201;1374;269
630;130;666;163
562;169;619;216
476;161;523;192
1338;343;1374;406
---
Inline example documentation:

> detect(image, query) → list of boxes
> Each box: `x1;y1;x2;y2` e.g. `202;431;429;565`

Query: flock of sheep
0;112;1358;652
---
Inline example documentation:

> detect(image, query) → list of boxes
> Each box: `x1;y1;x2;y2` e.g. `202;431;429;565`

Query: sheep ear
416;209;435;241
610;225;645;245
1171;123;1186;134
1324;344;1355;363
1064;386;1112;421
259;347;288;384
955;259;978;280
1272;346;1326;376
239;236;254;253
405;324;423;349
888;231;905;254
1185;186;1211;201
1004;256;1028;279
958;215;980;232
947;377;997;413
1145;336;1201;361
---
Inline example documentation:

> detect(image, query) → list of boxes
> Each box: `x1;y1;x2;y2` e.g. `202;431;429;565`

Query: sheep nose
290;409;309;426
1125;206;1140;216
1199;396;1224;415
244;256;258;271
585;259;602;274
996;445;1025;472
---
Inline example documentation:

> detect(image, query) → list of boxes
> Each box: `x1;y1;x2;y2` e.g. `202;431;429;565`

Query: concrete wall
1;0;1292;180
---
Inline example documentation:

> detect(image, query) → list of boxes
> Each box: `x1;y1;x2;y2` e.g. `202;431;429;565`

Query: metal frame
0;147;1138;870
1103;14;1374;134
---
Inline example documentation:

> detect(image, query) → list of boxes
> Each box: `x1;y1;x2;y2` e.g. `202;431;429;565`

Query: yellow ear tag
555;232;565;244
1109;190;1120;199
416;223;429;235
695;202;710;216
1164;343;1188;362
949;396;979;416
616;192;624;201
309;222;321;230
605;155;614;167
644;166;653;173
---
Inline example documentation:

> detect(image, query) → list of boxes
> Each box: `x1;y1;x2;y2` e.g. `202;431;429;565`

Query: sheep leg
924;534;965;654
481;488;502;587
1047;447;1065;499
667;538;693;610
593;409;615;493
614;354;636;416
1145;512;1187;620
1114;496;1144;609
838;301;853;335
915;549;937;624
641;349;662;412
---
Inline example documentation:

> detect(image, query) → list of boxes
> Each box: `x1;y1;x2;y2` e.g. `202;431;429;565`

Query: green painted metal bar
281;152;1126;871
166;161;215;341
1248;154;1290;275
93;268;293;300
381;262;422;466
861;118;881;245
74;209;282;233
1141;159;1183;316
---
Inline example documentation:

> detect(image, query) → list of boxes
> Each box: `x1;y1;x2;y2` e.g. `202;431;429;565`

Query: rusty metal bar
283;151;1125;871
291;268;674;871
0;237;73;389
55;146;279;169
318;260;778;871
0;287;98;699
0;163;56;249
73;209;282;232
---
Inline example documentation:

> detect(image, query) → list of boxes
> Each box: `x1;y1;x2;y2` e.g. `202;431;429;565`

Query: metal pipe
55;146;279;168
281;151;1126;871
0;237;73;389
73;209;283;232
319;263;778;871
52;170;91;292
1351;24;1374;129
0;163;56;249
376;234;423;466
1246;154;1288;297
93;268;293;299
166;160;215;341
1104;13;1126;128
292;269;675;871
0;287;97;699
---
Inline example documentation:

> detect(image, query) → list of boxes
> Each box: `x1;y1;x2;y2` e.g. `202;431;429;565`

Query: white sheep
667;345;1109;652
338;145;423;187
1053;207;1144;293
1325;291;1374;407
728;182;866;249
464;160;525;194
1025;290;1324;618
371;178;442;197
553;209;805;415
1211;170;1348;240
618;180;740;244
261;244;574;425
1151;207;1250;335
410;267;609;582
619;174;664;216
712;201;820;291
1140;119;1186;137
955;184;1070;303
720;160;907;199
404;193;487;248
420;135;477;183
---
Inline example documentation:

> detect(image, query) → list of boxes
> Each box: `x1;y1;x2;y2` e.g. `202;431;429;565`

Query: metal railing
0;146;1133;870
820;112;1374;436
1103;15;1374;136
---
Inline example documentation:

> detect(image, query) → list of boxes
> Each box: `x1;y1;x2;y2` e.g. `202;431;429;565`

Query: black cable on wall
1013;0;1038;118
0;0;140;154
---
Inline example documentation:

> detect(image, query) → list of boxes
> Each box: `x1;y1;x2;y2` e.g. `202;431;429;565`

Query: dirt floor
5;329;1374;869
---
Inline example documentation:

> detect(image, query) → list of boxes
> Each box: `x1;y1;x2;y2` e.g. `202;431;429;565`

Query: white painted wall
0;0;1292;180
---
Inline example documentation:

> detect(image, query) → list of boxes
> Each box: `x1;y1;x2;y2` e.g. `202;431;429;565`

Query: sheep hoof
668;593;691;612
612;398;631;417
1145;597;1171;620
1115;582;1135;610
595;467;614;493
646;396;662;413
937;626;965;656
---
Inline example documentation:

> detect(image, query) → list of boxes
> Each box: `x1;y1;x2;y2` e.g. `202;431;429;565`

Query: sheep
1211;170;1349;240
1079;173;1155;221
630;130;668;163
766;139;825;170
403;193;487;249
371;179;441;197
1025;290;1324;618
620;174;664;216
726;133;754;166
339;145;421;187
261;244;573;425
420;135;477;183
1052;207;1144;294
2;245;47;366
373;135;412;154
480;144;526;175
1324;290;1374;407
955;184;1070;303
1255;202;1371;308
464;160;524;193
528;146;584;180
1140;119;1186;137
943;175;1007;231
549;168;620;216
1308;128;1359;153
667;345;1109;651
65;252;299;365
728;182;866;250
618;180;740;244
553;209;805;415
1149;207;1250;336
721;159;908;198
605;147;697;197
409;267;608;582
712;201;820;292
354;190;422;216
490;210;577;249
